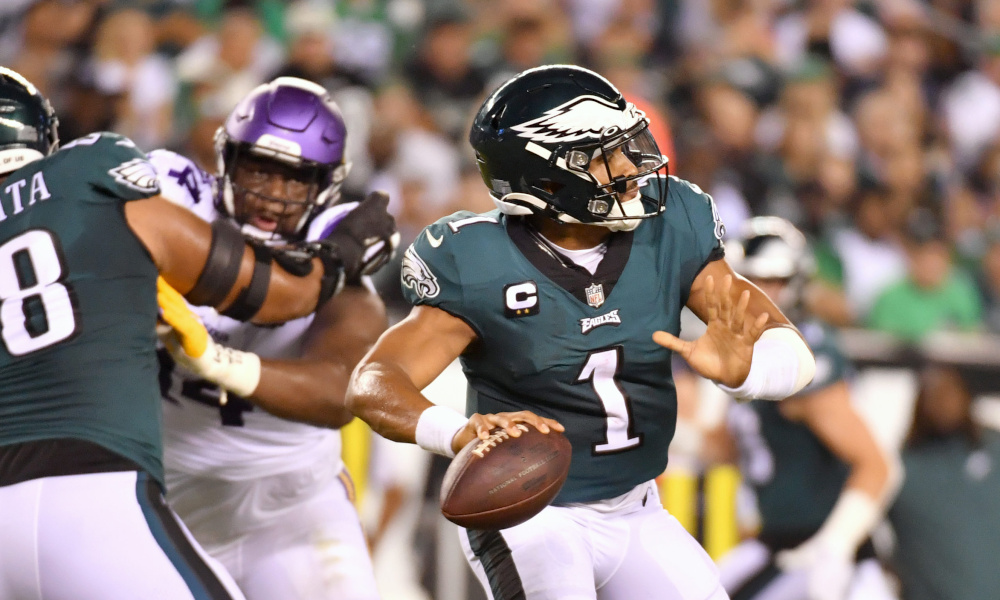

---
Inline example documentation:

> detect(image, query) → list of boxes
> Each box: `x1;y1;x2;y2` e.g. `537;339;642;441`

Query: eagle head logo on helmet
469;65;669;232
510;95;643;145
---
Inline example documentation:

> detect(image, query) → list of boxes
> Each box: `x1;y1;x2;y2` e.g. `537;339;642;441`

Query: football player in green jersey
0;67;396;600
888;366;1000;600
346;65;816;600
719;217;902;600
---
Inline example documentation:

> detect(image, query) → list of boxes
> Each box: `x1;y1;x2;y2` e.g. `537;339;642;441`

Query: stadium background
3;0;999;598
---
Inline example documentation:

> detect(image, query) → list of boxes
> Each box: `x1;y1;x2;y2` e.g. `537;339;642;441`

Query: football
440;424;572;530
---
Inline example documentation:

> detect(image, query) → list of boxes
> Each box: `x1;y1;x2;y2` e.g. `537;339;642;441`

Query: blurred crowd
5;1;1000;598
8;0;1000;337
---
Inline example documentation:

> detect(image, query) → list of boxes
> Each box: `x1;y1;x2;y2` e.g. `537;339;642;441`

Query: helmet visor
600;122;666;180
565;120;669;222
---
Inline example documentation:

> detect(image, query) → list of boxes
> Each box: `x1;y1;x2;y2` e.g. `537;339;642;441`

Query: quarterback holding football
347;65;816;600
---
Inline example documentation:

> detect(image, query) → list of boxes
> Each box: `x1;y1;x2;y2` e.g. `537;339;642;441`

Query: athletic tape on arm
718;327;816;401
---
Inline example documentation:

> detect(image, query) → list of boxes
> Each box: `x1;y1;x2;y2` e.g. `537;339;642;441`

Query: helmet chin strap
495;191;646;231
0;148;44;176
599;193;644;232
237;221;283;242
494;192;545;215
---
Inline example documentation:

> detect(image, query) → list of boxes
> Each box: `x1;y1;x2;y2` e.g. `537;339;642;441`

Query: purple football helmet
214;77;351;240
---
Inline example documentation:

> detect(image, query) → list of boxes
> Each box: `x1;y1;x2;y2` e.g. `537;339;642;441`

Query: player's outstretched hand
320;191;400;283
451;411;566;455
652;274;768;388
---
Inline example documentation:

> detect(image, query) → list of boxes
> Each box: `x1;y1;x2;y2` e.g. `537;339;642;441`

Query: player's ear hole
533;180;563;196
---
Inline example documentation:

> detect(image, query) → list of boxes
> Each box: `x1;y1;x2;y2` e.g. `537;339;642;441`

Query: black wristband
187;220;245;307
313;242;345;309
221;242;272;321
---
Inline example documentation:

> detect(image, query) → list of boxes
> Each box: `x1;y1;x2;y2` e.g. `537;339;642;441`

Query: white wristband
415;405;470;458
718;327;816;401
812;489;881;560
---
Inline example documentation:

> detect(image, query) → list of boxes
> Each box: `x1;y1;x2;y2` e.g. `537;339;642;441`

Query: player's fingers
733;290;750;333
652;330;688;357
748;312;770;341
718;275;734;323
703;275;718;322
467;414;493;439
509;411;562;434
485;413;526;437
497;412;532;434
542;417;565;432
521;413;550;433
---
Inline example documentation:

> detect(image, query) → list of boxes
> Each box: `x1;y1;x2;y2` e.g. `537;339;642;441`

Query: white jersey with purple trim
149;150;349;480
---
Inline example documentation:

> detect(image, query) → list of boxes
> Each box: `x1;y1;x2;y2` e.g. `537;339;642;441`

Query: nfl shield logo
585;283;605;308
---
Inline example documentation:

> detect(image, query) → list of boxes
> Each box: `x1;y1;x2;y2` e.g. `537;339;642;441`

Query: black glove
319;191;399;283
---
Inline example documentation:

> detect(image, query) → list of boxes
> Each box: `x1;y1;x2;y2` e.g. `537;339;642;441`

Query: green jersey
0;132;163;482
401;176;725;503
729;319;851;543
889;431;1000;600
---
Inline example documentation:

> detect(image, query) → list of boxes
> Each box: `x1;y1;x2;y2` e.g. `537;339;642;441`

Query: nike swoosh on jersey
426;230;443;248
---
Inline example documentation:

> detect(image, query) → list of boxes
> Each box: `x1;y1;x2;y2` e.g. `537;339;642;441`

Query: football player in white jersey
152;77;390;600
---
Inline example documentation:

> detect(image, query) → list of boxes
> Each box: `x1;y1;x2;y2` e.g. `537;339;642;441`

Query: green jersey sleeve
400;211;482;328
796;320;850;394
662;176;726;298
55;132;161;203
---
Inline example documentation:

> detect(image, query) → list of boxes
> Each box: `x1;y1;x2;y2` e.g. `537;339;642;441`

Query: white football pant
166;459;379;600
460;480;730;600
0;471;246;600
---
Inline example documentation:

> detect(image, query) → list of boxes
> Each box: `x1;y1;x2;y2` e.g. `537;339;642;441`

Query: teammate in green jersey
346;65;817;600
889;366;1000;600
719;217;901;600
0;67;396;600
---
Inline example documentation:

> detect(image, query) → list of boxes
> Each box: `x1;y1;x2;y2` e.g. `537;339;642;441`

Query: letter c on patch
504;281;539;318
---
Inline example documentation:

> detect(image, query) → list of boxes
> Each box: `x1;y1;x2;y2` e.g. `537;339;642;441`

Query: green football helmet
0;67;59;177
469;64;668;230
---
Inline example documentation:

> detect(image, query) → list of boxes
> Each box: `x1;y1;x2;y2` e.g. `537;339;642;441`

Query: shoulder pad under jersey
148;149;216;210
400;211;502;307
55;132;160;201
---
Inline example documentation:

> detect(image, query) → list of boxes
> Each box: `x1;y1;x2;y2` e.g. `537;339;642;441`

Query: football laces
471;424;530;458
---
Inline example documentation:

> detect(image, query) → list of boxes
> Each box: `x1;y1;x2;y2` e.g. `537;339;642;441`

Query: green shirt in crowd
867;271;981;341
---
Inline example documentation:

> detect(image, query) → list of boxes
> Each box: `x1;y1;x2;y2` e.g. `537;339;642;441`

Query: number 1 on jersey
577;346;643;454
